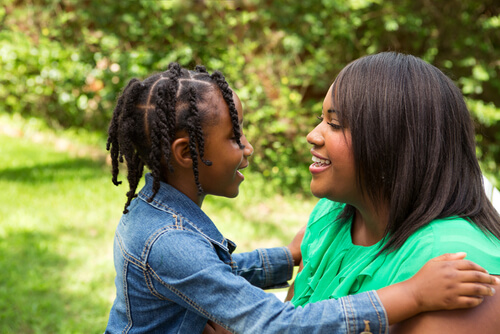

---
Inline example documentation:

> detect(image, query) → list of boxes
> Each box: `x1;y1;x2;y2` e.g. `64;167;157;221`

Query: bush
1;0;499;190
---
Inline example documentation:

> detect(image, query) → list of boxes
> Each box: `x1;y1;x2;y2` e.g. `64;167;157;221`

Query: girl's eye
316;115;324;123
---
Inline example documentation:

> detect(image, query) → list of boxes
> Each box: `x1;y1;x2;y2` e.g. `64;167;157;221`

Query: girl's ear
171;136;192;168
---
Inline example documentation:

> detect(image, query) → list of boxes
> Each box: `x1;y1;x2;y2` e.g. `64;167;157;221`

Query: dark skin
201;87;500;333
390;276;500;334
204;251;499;333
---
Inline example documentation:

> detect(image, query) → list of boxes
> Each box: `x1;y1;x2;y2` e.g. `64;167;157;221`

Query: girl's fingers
443;259;489;273
431;252;467;261
449;295;484;309
454;282;496;297
454;271;500;285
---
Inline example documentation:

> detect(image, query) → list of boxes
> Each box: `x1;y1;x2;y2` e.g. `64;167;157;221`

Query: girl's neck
166;174;205;208
350;200;389;246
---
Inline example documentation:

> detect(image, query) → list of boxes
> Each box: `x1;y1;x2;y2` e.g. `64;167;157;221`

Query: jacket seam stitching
259;248;271;286
122;259;132;334
342;295;353;334
282;246;294;279
147;266;213;319
367;291;383;334
116;233;144;269
141;223;182;261
143;267;171;301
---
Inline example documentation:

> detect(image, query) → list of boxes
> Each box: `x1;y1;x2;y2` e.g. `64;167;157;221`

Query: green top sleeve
292;199;500;307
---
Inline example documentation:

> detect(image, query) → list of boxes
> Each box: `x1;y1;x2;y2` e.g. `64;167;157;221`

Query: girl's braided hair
107;63;244;213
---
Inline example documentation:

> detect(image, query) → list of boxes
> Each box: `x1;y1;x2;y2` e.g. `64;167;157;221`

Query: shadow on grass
0;229;109;333
0;157;109;184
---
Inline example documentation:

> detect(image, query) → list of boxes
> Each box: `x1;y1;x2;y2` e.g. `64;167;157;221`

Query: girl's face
306;84;359;204
197;91;254;198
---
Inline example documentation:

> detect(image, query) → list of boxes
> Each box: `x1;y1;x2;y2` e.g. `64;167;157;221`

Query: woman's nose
306;125;324;146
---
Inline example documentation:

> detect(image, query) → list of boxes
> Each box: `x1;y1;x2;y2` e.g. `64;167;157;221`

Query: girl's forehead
232;91;243;111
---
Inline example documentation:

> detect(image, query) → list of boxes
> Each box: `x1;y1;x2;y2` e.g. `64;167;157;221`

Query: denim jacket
105;174;388;333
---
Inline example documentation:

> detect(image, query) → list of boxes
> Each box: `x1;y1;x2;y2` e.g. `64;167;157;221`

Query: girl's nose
242;135;254;157
306;125;324;146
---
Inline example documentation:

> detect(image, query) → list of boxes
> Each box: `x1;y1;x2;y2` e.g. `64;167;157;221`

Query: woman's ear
171;136;192;168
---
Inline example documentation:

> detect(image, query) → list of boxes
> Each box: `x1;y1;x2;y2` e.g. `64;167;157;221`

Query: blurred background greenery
1;0;499;189
1;0;499;332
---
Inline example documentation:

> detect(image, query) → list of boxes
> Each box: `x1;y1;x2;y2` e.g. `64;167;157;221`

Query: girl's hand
378;252;499;324
286;225;306;266
404;252;498;312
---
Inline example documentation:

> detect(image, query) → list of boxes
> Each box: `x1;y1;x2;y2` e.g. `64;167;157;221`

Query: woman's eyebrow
327;109;338;114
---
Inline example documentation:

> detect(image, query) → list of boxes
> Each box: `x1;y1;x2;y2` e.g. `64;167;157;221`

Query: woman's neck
350;200;389;246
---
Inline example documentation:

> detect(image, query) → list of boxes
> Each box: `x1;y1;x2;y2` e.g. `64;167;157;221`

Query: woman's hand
287;225;306;266
202;320;232;334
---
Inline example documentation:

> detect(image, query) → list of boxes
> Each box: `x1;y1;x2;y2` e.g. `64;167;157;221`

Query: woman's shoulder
391;274;500;334
426;216;500;244
407;216;499;242
308;199;345;225
408;216;500;274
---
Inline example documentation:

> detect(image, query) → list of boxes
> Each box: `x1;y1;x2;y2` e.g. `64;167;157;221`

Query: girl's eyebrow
327;109;338;114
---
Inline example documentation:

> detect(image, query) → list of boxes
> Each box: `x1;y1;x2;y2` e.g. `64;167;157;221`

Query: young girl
104;63;498;334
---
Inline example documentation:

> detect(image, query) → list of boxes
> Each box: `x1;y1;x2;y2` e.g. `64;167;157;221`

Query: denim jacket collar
138;173;236;253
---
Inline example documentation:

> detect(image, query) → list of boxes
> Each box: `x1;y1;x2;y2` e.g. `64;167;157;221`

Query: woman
290;52;500;332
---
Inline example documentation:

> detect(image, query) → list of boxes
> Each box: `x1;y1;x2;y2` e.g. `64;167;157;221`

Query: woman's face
306;84;359;204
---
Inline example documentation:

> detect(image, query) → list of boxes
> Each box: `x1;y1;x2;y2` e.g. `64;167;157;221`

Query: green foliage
1;0;499;190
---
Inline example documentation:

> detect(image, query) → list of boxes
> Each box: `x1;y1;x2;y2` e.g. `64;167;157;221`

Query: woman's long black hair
332;52;500;252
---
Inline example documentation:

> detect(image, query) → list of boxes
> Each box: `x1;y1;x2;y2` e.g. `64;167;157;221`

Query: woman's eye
327;121;343;130
317;115;342;129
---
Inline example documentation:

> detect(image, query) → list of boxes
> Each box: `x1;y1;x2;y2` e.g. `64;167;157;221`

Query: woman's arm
285;259;304;302
389;275;500;333
377;253;498;325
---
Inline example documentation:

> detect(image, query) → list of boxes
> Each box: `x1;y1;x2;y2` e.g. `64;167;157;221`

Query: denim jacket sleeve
146;229;389;334
231;247;294;289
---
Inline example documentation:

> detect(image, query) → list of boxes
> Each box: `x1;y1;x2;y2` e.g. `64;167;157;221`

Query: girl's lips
236;163;248;180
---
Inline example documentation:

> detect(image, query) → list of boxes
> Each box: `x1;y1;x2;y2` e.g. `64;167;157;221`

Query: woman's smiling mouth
309;152;331;174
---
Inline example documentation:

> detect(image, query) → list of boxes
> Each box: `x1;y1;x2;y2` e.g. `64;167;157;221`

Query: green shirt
292;198;500;307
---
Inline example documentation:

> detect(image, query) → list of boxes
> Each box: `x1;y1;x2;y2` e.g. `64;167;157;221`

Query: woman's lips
309;152;331;174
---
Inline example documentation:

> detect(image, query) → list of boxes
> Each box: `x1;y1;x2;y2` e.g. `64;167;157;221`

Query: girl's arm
377;252;499;324
287;253;498;319
205;253;498;333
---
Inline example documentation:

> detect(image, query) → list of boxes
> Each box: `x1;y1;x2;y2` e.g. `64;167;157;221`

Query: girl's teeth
312;156;331;166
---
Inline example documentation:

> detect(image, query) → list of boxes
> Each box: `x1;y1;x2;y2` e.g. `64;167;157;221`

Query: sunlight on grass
0;125;317;332
0;134;121;333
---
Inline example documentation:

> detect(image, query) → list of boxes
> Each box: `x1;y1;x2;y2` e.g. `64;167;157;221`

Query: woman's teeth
312;156;331;166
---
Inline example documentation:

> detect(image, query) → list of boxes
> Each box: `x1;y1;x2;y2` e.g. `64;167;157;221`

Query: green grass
0;117;316;333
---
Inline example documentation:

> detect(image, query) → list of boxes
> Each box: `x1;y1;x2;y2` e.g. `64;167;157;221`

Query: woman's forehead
322;84;335;110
